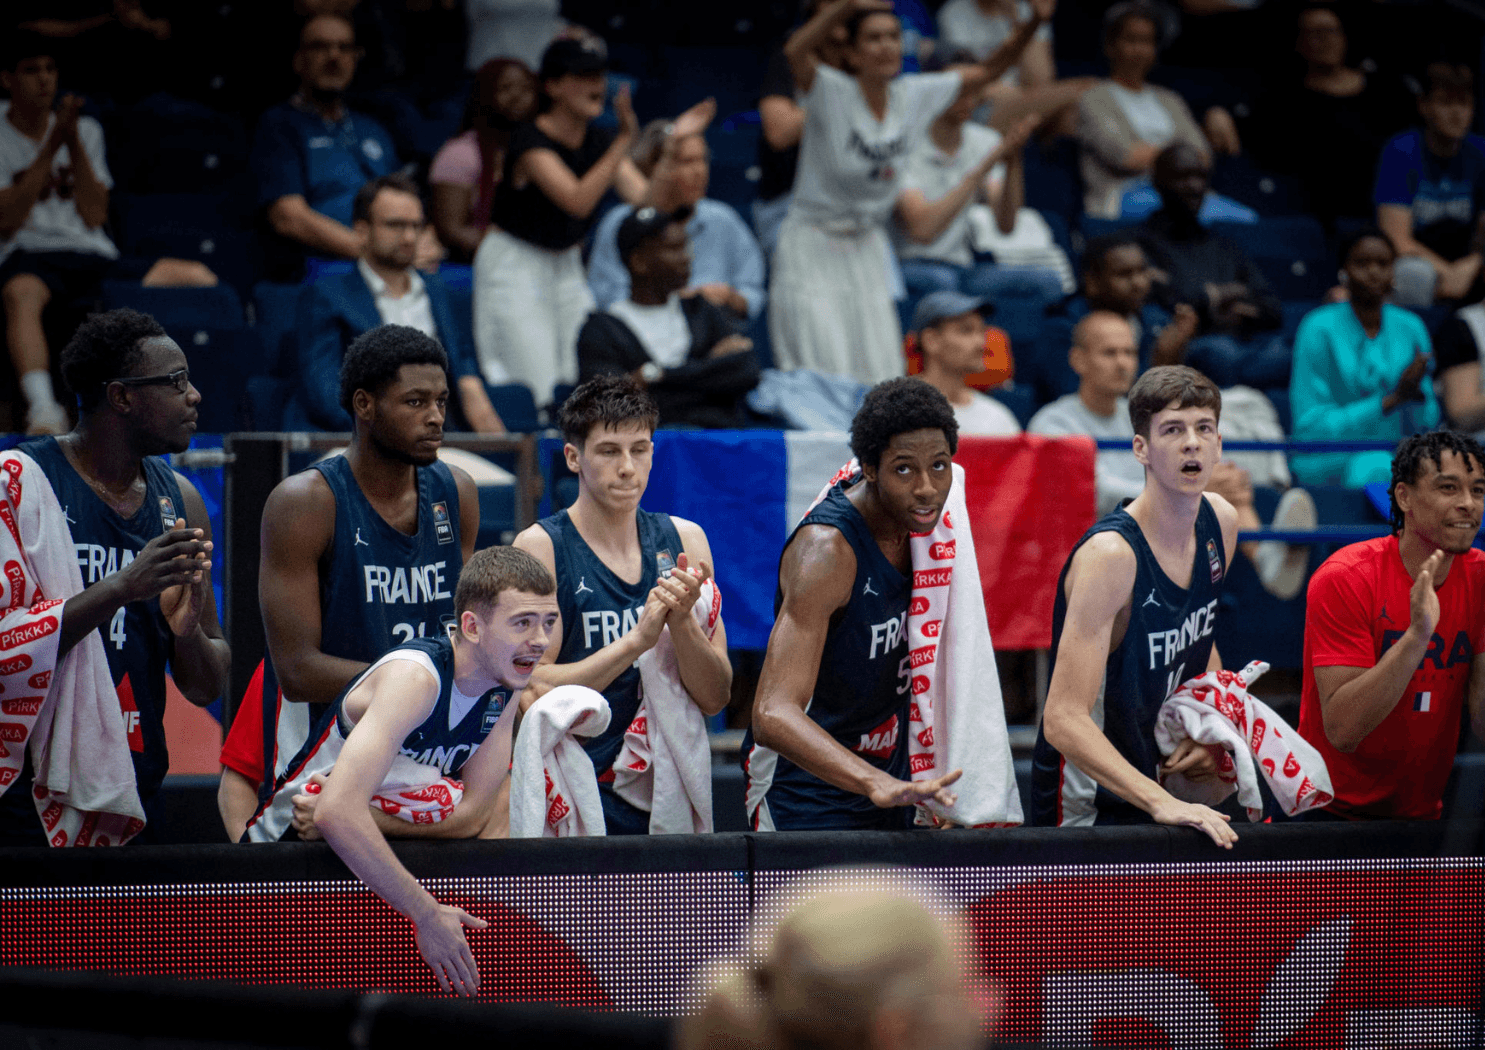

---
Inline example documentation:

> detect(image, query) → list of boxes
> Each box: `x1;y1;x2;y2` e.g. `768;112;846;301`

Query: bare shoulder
512;521;556;567
1064;531;1139;616
262;469;335;546
778;524;856;613
669;515;711;553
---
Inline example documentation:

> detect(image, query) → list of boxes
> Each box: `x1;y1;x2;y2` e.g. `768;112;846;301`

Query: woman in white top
769;0;1054;386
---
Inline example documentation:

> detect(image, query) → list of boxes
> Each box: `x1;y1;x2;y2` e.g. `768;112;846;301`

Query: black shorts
0;250;146;305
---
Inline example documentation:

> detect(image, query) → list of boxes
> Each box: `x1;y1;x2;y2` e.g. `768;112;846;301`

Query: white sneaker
1253;487;1317;601
24;402;68;436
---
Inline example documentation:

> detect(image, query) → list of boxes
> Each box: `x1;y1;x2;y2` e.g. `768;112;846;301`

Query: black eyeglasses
108;368;192;394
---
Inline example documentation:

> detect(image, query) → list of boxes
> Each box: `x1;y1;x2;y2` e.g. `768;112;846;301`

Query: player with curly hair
744;377;965;831
216;324;480;840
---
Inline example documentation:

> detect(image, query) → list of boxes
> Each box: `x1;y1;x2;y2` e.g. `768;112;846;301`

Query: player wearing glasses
0;307;231;845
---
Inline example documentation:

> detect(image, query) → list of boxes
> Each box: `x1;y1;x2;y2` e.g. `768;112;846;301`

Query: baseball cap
910;290;994;335
616;205;692;261
538;37;608;81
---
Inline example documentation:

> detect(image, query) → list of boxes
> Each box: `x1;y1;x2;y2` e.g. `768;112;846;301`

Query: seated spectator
1434;296;1485;441
252;13;405;281
1077;1;1238;219
1297;431;1485;820
1138;143;1290;389
0;31;214;435
428;58;538;264
1029;311;1145;515
910;290;1020;434
892;65;1062;306
577;207;761;429
587;119;766;322
475;37;714;405
1291;228;1437;486
1249;4;1412;228
292;174;504;434
1375;62;1485;306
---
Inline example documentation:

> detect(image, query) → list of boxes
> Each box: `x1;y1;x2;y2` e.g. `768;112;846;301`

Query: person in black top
0;308;229;845
577;206;761;429
1137;143;1289;390
472;36;714;407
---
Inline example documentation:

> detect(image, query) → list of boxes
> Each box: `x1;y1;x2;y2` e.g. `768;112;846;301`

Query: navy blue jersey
312;454;463;656
539;508;684;779
743;484;915;831
248;635;511;841
18;438;185;803
1030;499;1227;826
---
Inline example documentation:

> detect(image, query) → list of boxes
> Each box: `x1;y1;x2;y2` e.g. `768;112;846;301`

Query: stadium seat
114;191;259;295
174;328;261;433
100;282;246;332
111;94;248;195
1022;138;1082;229
1210;156;1309;217
1212;217;1331;300
484;383;540;433
249;282;306;379
658;47;765;122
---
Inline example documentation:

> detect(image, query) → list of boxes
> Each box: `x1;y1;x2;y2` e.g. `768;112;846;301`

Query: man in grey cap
911;290;1021;435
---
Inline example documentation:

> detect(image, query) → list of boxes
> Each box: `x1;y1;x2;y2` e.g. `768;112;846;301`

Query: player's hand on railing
1149;796;1236;848
868;768;962;810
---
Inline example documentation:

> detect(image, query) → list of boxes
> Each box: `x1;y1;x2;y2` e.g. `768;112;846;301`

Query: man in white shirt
293;174;503;432
1029;311;1145;515
0;33;213;435
911;290;1021;435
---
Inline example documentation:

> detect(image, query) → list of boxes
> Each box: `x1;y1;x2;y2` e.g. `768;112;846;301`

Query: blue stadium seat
442;283;476;362
100;282;246;332
658;48;765;124
706;123;762;216
112;95;248;195
484;383;540;432
1023;139;1082;228
174;328;261;433
249;282;306;378
1210;156;1309;217
114;192;259;295
1213;217;1331;300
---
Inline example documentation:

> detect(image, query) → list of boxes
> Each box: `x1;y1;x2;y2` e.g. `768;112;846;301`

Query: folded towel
299;754;466;825
509;685;610;837
808;460;1022;828
0;451;145;846
1156;660;1333;820
613;579;721;834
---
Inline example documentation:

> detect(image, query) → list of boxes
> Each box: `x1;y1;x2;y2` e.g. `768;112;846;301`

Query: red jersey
1298;537;1485;819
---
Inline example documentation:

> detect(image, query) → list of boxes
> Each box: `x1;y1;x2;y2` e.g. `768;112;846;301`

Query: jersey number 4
109;607;127;650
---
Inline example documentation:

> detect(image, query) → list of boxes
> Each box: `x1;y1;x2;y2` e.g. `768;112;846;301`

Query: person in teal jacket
1290;228;1437;485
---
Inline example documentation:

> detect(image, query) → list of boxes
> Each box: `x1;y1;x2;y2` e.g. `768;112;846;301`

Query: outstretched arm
784;0;891;93
752;527;961;810
1039;535;1236;846
952;0;1055;98
313;661;487;995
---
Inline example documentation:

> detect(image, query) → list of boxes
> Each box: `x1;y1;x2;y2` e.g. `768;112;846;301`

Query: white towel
369;754;465;825
807;461;1023;828
1156;660;1334;820
0;451;145;846
613;579;721;834
509;685;610;838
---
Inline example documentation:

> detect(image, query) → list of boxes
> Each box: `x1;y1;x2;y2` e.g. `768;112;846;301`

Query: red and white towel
612;579;722;834
809;460;1022;828
0;451;145;846
1156;660;1333;820
509;684;610;837
299;755;466;825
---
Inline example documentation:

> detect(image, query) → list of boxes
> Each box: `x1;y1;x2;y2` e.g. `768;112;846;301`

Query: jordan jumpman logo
353;528;370;547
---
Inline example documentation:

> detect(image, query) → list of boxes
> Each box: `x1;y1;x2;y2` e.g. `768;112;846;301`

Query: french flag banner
635;432;1097;652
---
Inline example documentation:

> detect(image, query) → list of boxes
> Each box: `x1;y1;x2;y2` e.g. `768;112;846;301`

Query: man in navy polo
251;12;400;280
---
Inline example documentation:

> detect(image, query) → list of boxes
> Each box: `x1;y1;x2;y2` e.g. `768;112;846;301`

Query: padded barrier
1;822;1483;1048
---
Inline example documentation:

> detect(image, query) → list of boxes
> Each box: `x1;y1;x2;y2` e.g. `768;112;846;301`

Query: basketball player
247;546;559;996
512;375;731;835
744;378;965;831
0;308;230;845
1030;365;1240;845
217;325;479;840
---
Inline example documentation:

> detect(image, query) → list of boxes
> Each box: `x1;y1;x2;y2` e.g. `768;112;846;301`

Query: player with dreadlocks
1297;430;1485;819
